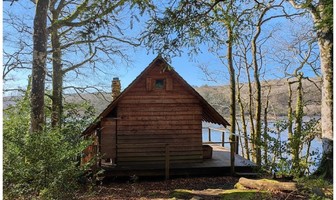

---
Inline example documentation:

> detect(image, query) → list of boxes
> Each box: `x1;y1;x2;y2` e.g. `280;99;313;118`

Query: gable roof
82;56;229;135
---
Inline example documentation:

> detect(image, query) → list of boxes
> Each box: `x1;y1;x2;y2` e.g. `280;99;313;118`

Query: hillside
61;77;321;119
4;77;321;119
195;77;321;118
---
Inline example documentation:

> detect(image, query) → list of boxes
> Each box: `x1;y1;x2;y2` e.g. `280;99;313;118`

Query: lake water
202;120;322;173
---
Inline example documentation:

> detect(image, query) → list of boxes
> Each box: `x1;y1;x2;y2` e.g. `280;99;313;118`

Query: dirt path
77;176;306;200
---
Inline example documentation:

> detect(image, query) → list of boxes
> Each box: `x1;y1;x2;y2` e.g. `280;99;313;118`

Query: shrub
3;95;94;199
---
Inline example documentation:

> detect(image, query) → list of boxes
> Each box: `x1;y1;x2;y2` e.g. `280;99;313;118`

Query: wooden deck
101;144;257;177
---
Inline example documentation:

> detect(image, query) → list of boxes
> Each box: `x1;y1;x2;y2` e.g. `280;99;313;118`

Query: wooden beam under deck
101;145;256;178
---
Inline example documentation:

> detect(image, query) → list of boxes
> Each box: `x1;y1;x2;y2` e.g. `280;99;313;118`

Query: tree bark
315;22;333;180
237;177;297;192
30;0;50;133
293;74;303;170
252;24;262;166
223;24;236;175
227;27;237;154
51;7;63;128
287;81;297;163
238;86;250;160
318;22;333;181
246;65;255;159
263;86;271;165
319;34;333;151
287;81;293;149
288;0;333;181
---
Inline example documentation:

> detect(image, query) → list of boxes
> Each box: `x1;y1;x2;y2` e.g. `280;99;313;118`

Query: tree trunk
246;65;255;160
227;27;236;153
305;139;312;174
271;124;282;167
293;74;303;170
30;0;50;133
315;20;333;180
238;86;250;160
252;25;262;166
263;106;268;166
263;87;271;165
319;40;333;170
226;24;238;174
236;121;245;158
237;177;297;192
287;81;293;152
51;9;63;128
288;0;333;181
227;25;238;159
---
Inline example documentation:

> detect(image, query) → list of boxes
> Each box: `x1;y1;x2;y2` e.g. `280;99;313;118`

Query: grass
78;176;332;199
296;177;333;199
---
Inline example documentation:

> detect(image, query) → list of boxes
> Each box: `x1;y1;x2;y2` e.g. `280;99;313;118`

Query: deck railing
202;127;236;149
202;126;253;174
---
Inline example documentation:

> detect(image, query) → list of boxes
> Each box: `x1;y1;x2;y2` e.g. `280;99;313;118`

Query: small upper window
155;79;165;89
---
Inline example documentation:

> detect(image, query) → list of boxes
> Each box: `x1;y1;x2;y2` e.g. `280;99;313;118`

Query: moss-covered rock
220;189;269;200
169;189;193;199
234;182;247;190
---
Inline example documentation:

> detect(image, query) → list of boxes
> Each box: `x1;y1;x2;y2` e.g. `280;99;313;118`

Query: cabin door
100;118;117;164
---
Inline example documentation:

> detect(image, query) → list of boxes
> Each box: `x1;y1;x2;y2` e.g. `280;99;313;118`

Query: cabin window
154;79;165;89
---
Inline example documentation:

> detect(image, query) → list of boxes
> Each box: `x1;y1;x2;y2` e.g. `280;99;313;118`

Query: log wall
100;119;116;160
114;66;203;166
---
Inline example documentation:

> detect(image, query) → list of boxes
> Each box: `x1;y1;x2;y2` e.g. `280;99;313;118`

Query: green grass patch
170;189;193;199
258;179;280;183
296;177;333;199
220;189;269;200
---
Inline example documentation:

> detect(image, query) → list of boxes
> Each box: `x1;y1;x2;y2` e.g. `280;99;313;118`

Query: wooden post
221;132;225;147
97;129;102;167
230;136;235;175
165;144;170;180
208;127;211;142
235;135;239;154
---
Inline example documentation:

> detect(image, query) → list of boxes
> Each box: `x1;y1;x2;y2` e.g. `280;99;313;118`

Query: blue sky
117;47;227;89
3;1;319;96
2;1;225;94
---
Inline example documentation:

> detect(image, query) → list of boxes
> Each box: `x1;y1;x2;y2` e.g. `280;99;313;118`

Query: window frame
154;78;165;90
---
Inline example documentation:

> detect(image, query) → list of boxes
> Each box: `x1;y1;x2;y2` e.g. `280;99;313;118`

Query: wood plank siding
100;119;116;161
81;56;229;170
115;64;203;166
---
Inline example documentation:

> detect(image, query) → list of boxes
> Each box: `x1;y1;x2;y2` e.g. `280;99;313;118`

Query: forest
3;0;332;199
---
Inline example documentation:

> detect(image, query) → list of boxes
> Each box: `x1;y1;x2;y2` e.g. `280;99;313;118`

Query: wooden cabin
82;56;230;171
